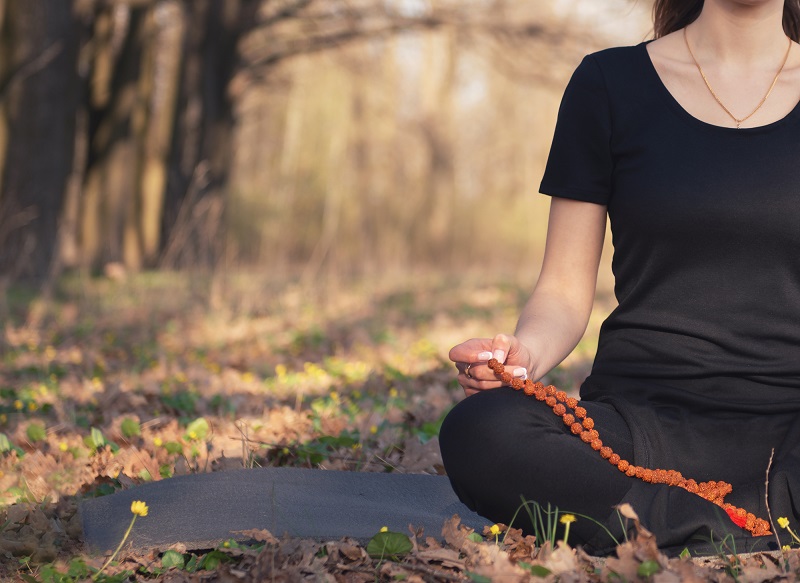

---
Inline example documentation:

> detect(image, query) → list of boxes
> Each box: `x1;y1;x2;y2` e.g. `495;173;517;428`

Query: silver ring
464;362;473;379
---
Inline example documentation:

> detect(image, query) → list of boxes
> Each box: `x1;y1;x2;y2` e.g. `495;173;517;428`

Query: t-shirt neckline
639;41;800;134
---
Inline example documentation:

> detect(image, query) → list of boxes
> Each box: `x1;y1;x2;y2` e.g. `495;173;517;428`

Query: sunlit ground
0;270;616;574
5;272;799;580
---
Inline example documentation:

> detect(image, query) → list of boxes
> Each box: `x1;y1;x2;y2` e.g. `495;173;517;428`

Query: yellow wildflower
13;400;23;410
59;442;68;452
779;517;791;529
275;364;287;377
380;526;388;533
783;545;792;552
389;388;398;398
560;514;577;546
153;437;163;447
130;500;149;517
370;425;378;435
27;402;37;412
0;413;7;424
490;524;501;536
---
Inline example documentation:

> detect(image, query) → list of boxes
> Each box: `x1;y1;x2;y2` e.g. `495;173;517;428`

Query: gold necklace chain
683;26;792;129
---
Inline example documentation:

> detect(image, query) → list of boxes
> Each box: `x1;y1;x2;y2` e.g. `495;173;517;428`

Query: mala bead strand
486;358;771;537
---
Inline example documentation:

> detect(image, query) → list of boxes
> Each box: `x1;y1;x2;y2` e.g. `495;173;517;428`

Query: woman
440;0;800;554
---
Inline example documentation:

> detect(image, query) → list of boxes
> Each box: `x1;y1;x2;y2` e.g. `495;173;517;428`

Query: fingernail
513;367;527;377
478;351;492;360
493;349;505;363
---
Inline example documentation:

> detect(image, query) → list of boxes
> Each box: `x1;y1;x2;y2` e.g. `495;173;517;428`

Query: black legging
441;386;795;555
439;387;636;548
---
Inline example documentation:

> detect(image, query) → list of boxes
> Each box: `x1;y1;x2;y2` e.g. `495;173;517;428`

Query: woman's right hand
448;334;535;396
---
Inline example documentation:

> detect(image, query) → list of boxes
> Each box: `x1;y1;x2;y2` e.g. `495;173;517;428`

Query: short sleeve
539;55;613;205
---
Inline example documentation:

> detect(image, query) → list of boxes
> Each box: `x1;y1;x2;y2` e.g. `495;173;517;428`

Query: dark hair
653;1;800;42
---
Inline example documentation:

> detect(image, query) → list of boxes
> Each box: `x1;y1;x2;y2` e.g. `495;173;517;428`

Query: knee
440;388;530;478
441;388;516;444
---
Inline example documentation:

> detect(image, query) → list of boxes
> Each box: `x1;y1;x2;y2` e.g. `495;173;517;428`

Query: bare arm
449;197;607;392
515;197;607;379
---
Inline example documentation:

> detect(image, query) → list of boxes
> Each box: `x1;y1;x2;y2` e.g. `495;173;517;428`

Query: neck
691;0;787;67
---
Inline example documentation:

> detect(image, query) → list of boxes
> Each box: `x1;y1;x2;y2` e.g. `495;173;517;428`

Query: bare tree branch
0;41;62;102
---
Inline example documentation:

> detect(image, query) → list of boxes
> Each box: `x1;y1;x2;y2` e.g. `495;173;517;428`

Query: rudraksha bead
485;359;771;536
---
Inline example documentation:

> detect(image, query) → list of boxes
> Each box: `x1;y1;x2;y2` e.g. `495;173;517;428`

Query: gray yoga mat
80;468;491;552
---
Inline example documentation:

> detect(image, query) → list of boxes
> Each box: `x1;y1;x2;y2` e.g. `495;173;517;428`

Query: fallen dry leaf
542;541;579;575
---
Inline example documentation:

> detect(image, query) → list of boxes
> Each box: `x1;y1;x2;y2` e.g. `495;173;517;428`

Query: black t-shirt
539;43;800;527
541;42;800;404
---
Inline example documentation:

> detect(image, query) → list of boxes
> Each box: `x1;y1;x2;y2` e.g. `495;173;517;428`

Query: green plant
510;497;620;549
184;417;210;441
161;550;184;569
83;427;119;454
26;422;47;443
366;527;412;561
702;532;743;582
120;418;141;438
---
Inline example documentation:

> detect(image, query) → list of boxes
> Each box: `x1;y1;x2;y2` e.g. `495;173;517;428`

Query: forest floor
0;271;797;582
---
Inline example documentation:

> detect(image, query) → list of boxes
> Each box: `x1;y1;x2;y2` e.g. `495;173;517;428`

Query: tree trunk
161;0;259;269
0;0;78;279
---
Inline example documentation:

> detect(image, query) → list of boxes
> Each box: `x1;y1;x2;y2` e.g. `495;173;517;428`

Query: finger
449;340;494;364
490;333;513;364
457;375;506;391
464;362;527;382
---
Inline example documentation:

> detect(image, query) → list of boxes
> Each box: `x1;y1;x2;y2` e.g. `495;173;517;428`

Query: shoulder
561;44;646;103
563;43;652;109
580;44;648;78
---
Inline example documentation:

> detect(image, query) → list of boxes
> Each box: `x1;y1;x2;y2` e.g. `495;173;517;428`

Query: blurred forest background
0;3;660;577
0;0;650;286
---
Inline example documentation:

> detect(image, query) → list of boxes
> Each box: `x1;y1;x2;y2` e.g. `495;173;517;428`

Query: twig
765;448;784;566
0;42;62;101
